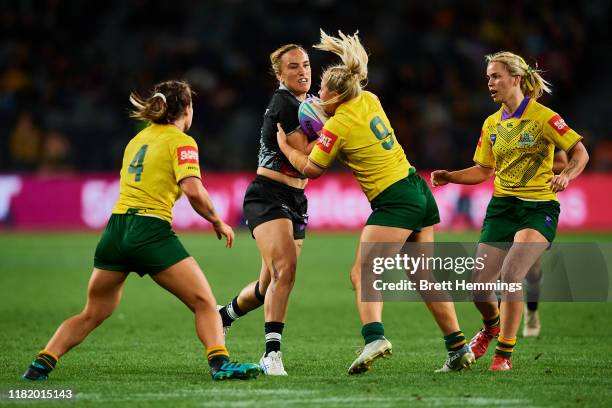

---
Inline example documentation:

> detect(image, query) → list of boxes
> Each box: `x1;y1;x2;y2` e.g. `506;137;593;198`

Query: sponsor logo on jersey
317;129;338;153
177;146;199;164
547;115;570;135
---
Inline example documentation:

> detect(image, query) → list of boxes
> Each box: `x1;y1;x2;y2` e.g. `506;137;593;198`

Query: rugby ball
298;97;329;141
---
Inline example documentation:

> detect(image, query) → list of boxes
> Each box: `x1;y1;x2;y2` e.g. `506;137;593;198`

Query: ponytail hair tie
523;65;534;90
152;92;167;103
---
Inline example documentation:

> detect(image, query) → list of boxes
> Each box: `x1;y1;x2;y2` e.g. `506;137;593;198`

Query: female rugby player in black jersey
218;44;317;376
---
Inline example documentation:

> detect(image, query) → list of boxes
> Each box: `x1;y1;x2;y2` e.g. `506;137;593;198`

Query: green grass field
1;231;611;407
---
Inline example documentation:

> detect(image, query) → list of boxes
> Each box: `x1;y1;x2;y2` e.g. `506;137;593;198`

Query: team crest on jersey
490;134;497;145
518;133;535;147
547;115;570;135
544;215;553;228
317;129;338;153
177;146;199;164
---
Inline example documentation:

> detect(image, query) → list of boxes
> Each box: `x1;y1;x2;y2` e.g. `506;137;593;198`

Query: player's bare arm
552;149;568;174
180;176;234;247
277;123;325;178
431;164;495;187
548;141;589;192
286;128;315;154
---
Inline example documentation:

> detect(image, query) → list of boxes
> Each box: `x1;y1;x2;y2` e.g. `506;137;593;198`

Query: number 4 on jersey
128;145;148;182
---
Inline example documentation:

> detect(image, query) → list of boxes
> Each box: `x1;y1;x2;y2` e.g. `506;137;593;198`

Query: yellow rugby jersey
309;91;411;201
112;124;201;222
473;97;582;201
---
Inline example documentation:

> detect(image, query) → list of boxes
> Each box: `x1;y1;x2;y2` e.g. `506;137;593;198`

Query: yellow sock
495;336;517;357
206;345;229;360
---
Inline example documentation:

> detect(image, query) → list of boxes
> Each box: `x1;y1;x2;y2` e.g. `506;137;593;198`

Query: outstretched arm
277;124;325;178
431;165;495;187
179;177;234;248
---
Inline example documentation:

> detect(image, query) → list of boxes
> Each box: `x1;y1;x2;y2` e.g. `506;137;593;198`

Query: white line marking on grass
75;388;317;402
213;396;543;408
422;397;541;408
75;390;543;408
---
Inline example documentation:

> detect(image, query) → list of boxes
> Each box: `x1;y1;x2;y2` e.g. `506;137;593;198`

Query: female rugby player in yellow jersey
217;44;316;376
431;51;589;371
23;80;260;381
276;30;475;374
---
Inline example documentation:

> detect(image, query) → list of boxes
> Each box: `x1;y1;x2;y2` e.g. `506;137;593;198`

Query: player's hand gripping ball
298;97;329;141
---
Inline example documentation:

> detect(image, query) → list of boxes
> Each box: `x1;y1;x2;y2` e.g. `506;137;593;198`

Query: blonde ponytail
314;29;369;105
485;51;552;99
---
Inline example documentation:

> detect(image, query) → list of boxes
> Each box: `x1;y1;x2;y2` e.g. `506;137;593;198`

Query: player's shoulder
526;99;557;121
270;88;300;108
336;91;370;116
150;125;197;148
483;107;503;127
173;131;198;148
362;91;379;103
345;90;377;108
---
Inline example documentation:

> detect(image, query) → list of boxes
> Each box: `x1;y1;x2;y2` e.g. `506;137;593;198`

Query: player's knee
502;262;526;283
525;267;542;283
82;308;113;327
349;265;361;289
270;258;297;286
191;292;217;312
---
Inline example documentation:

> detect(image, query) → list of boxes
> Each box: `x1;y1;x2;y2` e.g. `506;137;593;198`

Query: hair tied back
153;92;166;103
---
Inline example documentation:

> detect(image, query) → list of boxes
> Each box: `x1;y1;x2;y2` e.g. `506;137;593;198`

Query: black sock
527;301;538;311
206;346;230;371
219;297;245;327
265;321;284;356
23;351;57;380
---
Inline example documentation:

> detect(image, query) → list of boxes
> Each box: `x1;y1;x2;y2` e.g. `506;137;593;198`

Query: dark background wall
1;0;611;174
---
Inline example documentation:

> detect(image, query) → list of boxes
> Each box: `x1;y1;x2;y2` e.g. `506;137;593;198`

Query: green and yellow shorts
94;213;190;277
366;171;440;231
479;196;560;243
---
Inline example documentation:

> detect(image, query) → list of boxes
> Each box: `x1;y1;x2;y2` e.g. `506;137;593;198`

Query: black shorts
243;175;308;239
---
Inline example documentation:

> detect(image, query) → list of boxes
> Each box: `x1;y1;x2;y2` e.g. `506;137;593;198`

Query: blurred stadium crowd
1;0;611;174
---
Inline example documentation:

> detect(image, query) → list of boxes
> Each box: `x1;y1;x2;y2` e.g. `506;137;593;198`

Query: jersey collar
278;83;302;101
501;96;531;120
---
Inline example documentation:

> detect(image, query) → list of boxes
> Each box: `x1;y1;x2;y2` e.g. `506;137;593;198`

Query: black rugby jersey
257;85;309;178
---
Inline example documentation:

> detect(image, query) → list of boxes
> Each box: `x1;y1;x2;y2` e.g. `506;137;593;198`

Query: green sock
444;331;467;352
483;312;500;331
495;336;517;357
361;322;385;345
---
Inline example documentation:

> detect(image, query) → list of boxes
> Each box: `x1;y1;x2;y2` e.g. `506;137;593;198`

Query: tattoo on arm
561;159;579;178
